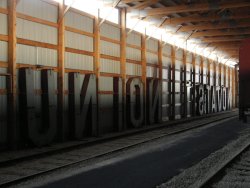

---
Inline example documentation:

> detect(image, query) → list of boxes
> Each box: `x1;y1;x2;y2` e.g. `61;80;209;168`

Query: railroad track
201;142;250;187
0;111;238;187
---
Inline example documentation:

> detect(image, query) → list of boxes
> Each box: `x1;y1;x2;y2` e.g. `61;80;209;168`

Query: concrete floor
33;117;248;188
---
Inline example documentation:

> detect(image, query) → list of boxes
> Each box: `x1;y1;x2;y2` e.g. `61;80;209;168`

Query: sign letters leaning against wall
0;68;231;148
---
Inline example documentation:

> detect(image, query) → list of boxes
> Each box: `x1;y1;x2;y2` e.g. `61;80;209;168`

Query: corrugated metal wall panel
100;23;120;41
17;44;36;65
17;18;58;45
0;41;8;62
65;11;94;33
126;62;141;76
17;0;58;22
126;31;141;46
37;47;57;67
0;13;7;35
126;47;141;61
0;68;7;73
65;31;93;52
65;52;93;70
146;66;158;78
100;41;120;57
195;56;201;65
146;52;158;64
146;38;158;51
100;58;120;74
175;60;182;70
176;48;183;59
162;56;171;66
162;44;171;56
0;0;7;8
186;53;192;63
99;76;113;91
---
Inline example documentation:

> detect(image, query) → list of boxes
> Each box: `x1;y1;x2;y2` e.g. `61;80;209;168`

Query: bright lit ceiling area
57;0;250;67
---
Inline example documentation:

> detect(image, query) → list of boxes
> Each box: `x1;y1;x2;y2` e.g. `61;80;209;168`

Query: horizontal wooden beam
203;37;247;42
17;38;58;49
0;34;8;41
179;21;250;32
144;1;250;16
128;0;159;10
193;30;250;37
161;13;250;26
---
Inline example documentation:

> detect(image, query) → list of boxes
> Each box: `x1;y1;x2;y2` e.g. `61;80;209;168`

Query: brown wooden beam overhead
128;0;159;10
202;37;246;43
161;13;250;26
122;0;141;4
192;29;250;37
179;21;250;32
144;1;250;17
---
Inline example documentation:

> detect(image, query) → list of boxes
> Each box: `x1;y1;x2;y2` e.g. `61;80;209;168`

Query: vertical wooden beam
191;53;196;116
7;0;17;148
171;46;175;120
57;0;65;141
120;8;126;129
182;49;187;118
94;10;100;135
235;65;239;108
158;40;163;122
219;63;222;86
232;67;235;108
141;30;146;125
227;65;231;108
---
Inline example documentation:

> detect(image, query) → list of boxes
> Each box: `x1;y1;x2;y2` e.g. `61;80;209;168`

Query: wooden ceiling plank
180;21;250;32
202;37;247;42
128;0;159;10
145;1;250;16
192;30;250;37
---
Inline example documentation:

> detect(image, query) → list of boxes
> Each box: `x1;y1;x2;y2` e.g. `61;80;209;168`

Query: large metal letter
126;78;144;128
69;73;98;139
216;86;222;112
146;78;162;124
222;87;227;111
113;77;123;131
197;84;204;115
19;68;57;146
211;86;217;113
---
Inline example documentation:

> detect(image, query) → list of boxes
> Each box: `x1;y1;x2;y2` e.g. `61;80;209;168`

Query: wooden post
235;65;239;108
207;59;211;85
158;40;163;121
232;67;235;108
94;10;100;135
7;0;17;149
171;46;175;120
191;53;196;116
57;0;65;141
120;8;126;129
141;30;146;125
182;49;187;118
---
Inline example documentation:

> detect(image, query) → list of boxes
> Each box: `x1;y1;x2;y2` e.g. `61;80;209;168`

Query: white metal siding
65;52;93;71
146;39;158;51
17;0;58;22
0;13;7;35
126;47;141;61
65;31;93;52
100;23;120;41
126;62;141;76
0;41;8;62
65;11;94;33
162;56;171;66
146;52;158;64
17;44;36;65
100;58;120;74
101;41;120;57
146;66;158;78
17;18;58;45
99;76;113;91
176;49;183;59
127;31;141;46
0;0;7;8
163;44;171;56
37;47;57;67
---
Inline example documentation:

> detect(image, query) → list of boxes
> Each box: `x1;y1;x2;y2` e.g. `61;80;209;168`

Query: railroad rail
0;111;238;187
